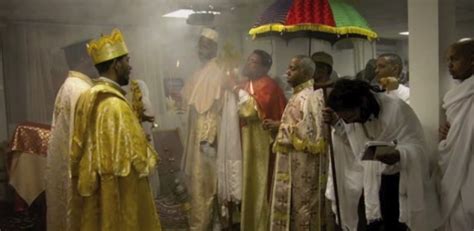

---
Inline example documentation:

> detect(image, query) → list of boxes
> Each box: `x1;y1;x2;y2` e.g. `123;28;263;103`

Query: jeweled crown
87;28;129;64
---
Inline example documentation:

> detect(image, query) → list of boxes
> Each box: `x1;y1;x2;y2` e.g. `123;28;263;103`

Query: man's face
336;108;362;123
286;58;305;87
375;57;398;80
242;53;267;79
198;37;217;63
447;47;473;81
335;96;372;124
115;55;132;86
313;62;330;83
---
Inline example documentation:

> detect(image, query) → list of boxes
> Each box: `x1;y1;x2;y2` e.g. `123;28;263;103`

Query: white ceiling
0;0;472;39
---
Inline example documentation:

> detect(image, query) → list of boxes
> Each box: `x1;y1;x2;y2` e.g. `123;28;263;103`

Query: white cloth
216;91;242;204
387;84;410;104
438;75;474;230
181;58;224;114
326;93;439;231
46;71;92;231
9;152;46;205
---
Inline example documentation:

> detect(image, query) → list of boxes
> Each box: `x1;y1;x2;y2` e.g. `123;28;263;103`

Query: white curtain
2;22;201;136
352;38;376;73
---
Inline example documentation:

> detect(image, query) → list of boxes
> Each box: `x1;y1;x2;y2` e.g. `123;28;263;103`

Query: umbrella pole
323;88;343;231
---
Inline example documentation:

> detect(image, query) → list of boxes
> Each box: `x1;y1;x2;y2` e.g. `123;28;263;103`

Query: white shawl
217;91;242;204
326;93;438;230
438;75;474;228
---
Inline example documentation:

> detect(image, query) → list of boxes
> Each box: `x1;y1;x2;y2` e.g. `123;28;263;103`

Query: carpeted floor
0;193;45;231
0;193;239;231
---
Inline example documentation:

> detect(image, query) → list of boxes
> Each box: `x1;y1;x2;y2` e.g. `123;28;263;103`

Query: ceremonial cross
293;159;301;170
301;199;310;206
302;171;312;183
274;219;287;229
299;220;311;230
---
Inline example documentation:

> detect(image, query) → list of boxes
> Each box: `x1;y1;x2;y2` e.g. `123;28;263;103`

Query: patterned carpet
0;193;190;231
0;193;239;231
0;193;45;231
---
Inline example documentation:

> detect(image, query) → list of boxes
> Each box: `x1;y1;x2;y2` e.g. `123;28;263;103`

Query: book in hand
361;140;397;161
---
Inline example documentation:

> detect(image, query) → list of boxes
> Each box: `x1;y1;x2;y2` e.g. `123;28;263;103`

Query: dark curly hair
252;49;272;69
327;79;381;120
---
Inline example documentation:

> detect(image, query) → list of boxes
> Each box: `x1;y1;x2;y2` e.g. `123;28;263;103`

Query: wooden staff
321;84;342;231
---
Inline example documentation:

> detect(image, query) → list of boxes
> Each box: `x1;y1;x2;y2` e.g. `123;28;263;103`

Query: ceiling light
459;37;472;42
399;31;409;36
162;9;194;18
162;9;221;19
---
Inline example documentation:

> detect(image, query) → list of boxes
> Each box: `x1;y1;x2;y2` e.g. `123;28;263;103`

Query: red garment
241;75;287;121
241;76;287;201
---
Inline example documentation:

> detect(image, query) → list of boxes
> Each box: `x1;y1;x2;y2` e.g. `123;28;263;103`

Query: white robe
46;71;92;231
387;84;410;104
216;91;242;206
326;93;439;231
438;75;474;230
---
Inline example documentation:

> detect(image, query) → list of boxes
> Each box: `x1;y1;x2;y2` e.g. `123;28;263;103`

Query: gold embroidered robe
239;76;287;231
70;80;161;231
46;71;93;231
181;58;225;230
269;80;330;231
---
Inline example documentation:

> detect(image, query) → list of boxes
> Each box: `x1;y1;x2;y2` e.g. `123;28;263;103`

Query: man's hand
141;114;155;123
322;107;339;126
439;121;450;141
374;146;400;165
379;77;399;91
262;119;280;133
222;74;238;91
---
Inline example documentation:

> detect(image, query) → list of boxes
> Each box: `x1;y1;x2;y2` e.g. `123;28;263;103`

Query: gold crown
87;28;129;64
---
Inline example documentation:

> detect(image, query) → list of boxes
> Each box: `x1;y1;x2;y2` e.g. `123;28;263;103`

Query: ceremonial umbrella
249;0;378;228
249;0;377;52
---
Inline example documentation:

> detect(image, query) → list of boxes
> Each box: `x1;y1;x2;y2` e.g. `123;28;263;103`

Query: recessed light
162;9;221;18
459;37;472;42
399;31;409;36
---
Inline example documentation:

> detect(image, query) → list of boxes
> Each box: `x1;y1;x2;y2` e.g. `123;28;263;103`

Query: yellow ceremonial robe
239;98;271;231
70;80;161;231
181;58;225;230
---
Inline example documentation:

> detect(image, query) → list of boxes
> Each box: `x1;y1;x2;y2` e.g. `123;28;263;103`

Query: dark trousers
358;173;408;231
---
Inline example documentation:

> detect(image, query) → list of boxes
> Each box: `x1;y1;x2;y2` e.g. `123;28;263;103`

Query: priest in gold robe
270;55;328;231
233;49;286;231
70;29;161;231
181;28;243;230
46;39;96;231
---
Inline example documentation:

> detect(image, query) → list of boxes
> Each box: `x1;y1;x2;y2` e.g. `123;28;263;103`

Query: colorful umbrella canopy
249;0;378;44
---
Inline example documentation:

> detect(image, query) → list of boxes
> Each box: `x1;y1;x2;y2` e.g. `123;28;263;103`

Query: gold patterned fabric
181;58;225;230
270;80;332;231
10;122;51;156
182;105;221;231
129;80;144;121
46;71;93;231
239;97;271;231
70;80;161;231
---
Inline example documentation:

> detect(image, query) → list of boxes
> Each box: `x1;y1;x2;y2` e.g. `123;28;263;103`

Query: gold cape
70;80;161;231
